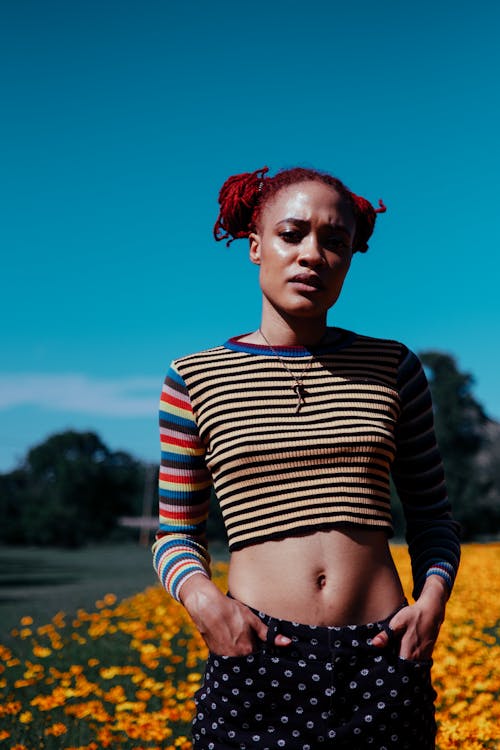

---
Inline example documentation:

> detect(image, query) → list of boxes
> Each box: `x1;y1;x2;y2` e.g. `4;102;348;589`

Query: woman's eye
280;231;302;244
324;236;349;252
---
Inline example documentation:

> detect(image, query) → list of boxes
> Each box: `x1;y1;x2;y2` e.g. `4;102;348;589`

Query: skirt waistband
227;592;409;659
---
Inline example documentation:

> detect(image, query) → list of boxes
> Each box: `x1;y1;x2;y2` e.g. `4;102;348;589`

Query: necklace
258;328;317;414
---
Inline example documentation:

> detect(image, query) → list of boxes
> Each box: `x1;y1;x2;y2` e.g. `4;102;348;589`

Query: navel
316;573;327;590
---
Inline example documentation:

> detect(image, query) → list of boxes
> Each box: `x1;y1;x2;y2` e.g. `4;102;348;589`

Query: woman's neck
257;308;328;347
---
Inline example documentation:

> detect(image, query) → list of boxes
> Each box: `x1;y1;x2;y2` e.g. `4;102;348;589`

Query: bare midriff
228;528;405;626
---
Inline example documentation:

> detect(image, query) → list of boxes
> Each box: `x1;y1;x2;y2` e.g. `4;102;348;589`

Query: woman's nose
298;236;325;267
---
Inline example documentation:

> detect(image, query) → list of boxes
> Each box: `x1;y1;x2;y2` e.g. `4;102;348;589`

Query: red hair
213;166;386;253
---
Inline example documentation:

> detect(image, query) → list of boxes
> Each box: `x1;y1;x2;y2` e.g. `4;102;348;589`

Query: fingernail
277;635;291;645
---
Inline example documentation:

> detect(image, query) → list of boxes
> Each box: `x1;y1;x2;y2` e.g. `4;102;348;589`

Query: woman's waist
227;528;405;626
227;592;409;658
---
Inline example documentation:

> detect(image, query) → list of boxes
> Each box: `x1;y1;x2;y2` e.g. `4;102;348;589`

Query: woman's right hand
180;574;291;656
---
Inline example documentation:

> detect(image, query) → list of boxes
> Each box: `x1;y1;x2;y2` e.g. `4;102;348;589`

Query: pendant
292;383;306;414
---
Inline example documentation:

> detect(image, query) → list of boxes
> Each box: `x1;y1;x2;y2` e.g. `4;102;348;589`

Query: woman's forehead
262;180;354;225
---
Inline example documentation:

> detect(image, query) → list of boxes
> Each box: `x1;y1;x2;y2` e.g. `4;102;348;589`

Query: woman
153;166;460;749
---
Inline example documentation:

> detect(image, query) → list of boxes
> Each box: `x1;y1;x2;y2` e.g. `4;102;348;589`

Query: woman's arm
153;362;290;655
372;347;461;659
392;347;461;600
152;363;212;600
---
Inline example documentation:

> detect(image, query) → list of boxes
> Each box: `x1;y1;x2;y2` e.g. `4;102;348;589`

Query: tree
0;431;144;547
419;351;494;538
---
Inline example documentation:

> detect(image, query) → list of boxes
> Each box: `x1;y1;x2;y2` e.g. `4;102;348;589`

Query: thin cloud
0;374;160;417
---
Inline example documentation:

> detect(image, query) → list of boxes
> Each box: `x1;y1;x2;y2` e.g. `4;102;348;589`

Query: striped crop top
152;328;460;602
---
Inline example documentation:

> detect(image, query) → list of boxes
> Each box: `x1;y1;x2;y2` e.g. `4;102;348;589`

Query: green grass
0;543;158;644
0;540;229;646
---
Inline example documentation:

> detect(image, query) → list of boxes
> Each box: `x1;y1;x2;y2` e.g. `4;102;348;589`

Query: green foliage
0;431;145;547
420;351;486;457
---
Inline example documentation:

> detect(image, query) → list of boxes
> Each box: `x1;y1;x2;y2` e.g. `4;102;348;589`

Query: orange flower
1;701;21;716
1;544;499;748
44;722;68;736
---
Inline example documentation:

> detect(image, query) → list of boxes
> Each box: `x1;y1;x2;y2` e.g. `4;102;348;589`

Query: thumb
253;617;292;647
274;633;292;647
370;629;390;649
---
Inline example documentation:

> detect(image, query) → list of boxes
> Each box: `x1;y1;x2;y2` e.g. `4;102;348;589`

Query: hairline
252;177;356;234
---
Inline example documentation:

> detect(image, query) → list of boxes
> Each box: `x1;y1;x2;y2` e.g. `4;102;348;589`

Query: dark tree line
1;351;499;548
392;351;500;539
0;431;144;546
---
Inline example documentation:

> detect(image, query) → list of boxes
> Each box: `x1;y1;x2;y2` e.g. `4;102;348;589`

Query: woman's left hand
370;575;449;661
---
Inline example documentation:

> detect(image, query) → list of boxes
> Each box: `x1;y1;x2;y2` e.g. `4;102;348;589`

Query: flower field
0;543;499;750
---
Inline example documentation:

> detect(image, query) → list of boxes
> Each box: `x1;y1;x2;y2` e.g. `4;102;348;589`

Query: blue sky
1;0;499;471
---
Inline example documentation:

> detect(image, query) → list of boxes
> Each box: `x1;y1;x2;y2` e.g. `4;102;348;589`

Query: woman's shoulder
331;329;425;391
332;327;414;358
168;343;227;371
168;338;247;375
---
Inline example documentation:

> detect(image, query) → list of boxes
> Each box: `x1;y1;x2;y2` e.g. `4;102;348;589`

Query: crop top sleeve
392;347;461;599
152;362;212;601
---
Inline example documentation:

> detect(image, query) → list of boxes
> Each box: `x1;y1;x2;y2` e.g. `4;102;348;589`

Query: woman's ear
249;232;261;265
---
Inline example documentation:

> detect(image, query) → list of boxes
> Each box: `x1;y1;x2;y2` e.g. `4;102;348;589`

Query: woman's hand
371;575;448;661
180;574;291;656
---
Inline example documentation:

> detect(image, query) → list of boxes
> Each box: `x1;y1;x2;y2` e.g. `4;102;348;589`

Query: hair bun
214;167;269;246
350;195;387;253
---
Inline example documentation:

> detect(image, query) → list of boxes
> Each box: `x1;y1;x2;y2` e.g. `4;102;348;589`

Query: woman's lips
289;274;325;291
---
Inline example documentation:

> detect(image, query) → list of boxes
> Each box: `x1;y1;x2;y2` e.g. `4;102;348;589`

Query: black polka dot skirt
192;602;437;749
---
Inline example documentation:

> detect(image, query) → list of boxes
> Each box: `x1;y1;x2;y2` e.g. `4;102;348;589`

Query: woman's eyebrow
276;218;351;235
275;218;310;227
